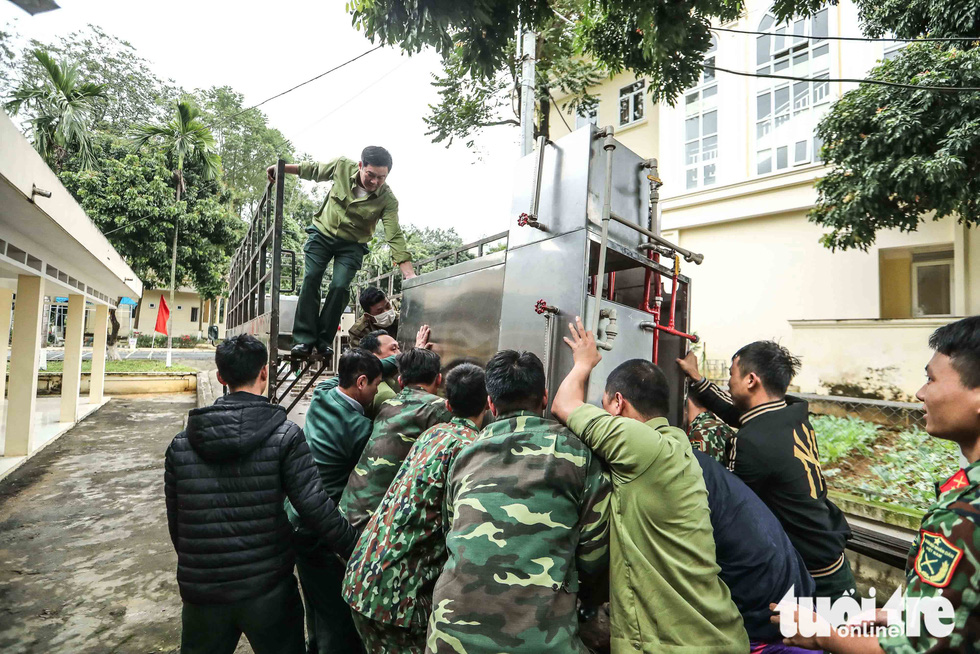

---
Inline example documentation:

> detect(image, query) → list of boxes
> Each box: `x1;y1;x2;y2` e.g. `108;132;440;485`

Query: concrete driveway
0;394;251;653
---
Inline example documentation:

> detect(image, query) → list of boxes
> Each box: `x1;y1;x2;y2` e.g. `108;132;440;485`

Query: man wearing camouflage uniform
341;348;452;531
687;392;736;464
426;350;611;654
342;363;488;653
775;315;980;653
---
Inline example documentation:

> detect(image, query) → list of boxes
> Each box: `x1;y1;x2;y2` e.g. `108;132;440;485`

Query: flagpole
149;333;155;360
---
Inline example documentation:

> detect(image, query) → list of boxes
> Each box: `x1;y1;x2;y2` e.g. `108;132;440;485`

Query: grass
33;360;196;374
815;415;959;511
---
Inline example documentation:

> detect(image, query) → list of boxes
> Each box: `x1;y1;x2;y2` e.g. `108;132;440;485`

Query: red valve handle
534;299;548;314
518;213;531;227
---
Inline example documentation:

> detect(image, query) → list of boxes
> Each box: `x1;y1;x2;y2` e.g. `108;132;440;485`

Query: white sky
0;0;520;242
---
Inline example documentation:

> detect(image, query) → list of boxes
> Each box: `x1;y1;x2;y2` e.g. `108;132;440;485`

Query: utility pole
518;28;536;157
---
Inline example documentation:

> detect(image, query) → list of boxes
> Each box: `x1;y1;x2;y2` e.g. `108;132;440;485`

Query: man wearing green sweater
286;348;383;654
267;147;416;359
552;317;749;654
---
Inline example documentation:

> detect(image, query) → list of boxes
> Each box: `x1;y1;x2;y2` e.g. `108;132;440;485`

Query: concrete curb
196;370;221;408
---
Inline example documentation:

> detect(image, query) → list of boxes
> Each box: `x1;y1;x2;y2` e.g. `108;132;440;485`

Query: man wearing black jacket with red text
165;334;357;654
678;341;855;601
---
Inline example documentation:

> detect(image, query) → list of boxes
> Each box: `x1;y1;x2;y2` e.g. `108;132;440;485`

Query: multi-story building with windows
550;0;978;399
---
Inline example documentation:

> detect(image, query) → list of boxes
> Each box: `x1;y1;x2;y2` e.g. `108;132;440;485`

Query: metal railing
226;159;320;410
352;230;508;311
226;160;286;375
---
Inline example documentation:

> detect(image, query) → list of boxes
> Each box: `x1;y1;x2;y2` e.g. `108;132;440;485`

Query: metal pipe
639;160;664;363
668;256;680;330
592;128;616;338
529;134;546;219
597;308;618;351
607;272;616;300
609;213;704;264
639;320;699;343
519;30;536;156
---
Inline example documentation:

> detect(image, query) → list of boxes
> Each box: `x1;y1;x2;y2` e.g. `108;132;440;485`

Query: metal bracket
29;184;52;203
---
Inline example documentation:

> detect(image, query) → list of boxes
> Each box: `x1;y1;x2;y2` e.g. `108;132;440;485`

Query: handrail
354;230;508;297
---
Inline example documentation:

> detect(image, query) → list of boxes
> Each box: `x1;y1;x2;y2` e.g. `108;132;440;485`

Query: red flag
154;295;170;336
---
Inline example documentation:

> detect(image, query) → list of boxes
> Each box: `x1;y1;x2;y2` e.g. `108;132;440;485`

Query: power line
711;26;980;43
293;58;412;138
705;64;980;92
209;45;384;129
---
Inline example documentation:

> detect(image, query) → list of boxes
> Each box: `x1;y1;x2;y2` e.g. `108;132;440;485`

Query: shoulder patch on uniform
914;530;964;588
940;469;970;496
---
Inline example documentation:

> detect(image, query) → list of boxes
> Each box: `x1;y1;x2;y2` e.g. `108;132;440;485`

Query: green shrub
814;413;959;511
134;333;201;348
813;415;879;464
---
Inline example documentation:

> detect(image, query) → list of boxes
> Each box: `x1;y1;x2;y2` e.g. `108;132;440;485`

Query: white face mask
373;307;397;328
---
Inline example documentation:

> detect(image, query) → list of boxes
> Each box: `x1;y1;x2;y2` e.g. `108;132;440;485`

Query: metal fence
798;393;926;430
351;231;508;315
703;358;924;430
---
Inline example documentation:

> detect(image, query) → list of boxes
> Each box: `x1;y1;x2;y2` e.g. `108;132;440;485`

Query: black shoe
315;345;334;359
291;343;314;359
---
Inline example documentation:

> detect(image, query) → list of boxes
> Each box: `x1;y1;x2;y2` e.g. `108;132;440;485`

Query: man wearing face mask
267;147;416;361
348;287;399;345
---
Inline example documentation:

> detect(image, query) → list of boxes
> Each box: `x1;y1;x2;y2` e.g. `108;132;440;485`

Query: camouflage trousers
350;611;426;654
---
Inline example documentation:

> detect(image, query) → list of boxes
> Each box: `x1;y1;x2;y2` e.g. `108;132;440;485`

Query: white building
0;110;141;479
551;0;978;400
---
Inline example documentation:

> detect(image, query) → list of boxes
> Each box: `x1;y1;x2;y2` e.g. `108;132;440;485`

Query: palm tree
4;50;106;170
132;100;220;367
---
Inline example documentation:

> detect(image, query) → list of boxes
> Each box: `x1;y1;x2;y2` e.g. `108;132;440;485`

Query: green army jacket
340;386;453;531
298;157;411;263
285;355;398;520
689;410;736;464
878;460;980;653
426;411;611;654
343;417;479;629
566;404;748;654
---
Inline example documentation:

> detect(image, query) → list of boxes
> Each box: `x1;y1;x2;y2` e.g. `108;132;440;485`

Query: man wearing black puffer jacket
165;334;357;654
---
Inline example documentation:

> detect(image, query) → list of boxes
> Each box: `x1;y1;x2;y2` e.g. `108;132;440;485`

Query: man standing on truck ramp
267;146;416;360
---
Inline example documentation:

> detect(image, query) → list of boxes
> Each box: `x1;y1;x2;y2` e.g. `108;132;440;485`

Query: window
149;303;155;308
880;247;955;319
575;105;599;129
619;79;646;127
176;305;183;311
755;7;832;175
912;252;954;317
683;38;719;190
190;307;199;323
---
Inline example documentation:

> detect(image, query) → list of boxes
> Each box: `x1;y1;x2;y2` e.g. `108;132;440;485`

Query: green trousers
294;226;368;351
179;576;305;654
293;529;365;654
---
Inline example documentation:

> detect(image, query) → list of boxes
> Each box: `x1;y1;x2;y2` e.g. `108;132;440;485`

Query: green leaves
59;136;244;298
132;100;220;182
810;42;980;250
815;415;958;510
3;49;106;170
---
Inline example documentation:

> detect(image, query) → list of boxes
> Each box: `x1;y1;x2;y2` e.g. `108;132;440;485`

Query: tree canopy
4;50;106;170
351;0;980;248
809;0;980;249
58;136;244;298
422;2;604;147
